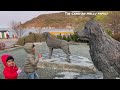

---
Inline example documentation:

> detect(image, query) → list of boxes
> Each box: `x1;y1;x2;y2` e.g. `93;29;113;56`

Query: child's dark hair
6;56;14;62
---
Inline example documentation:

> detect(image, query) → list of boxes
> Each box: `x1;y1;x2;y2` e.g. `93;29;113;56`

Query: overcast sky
0;11;64;28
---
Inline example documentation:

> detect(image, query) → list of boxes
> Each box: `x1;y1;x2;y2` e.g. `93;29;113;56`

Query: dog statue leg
66;55;71;63
48;47;53;59
62;46;71;63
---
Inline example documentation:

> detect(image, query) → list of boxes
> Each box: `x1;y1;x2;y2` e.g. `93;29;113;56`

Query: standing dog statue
42;32;71;63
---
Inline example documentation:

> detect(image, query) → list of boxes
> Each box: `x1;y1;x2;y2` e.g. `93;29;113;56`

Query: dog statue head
42;32;51;38
77;20;104;39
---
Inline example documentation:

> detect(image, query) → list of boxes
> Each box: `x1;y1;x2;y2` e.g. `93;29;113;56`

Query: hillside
20;11;100;29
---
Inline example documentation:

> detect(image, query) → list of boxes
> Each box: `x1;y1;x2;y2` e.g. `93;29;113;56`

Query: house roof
0;30;8;32
0;28;11;32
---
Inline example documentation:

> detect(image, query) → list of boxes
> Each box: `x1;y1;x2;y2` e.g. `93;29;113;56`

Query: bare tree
10;21;26;38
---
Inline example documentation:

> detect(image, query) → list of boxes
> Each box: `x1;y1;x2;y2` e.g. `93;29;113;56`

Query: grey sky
0;11;64;28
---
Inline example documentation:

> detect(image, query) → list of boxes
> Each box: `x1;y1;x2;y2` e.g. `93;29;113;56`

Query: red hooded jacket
1;54;18;79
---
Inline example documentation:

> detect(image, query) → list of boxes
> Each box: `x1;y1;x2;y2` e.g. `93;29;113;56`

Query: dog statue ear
90;24;104;37
42;32;47;37
47;32;50;35
86;21;102;35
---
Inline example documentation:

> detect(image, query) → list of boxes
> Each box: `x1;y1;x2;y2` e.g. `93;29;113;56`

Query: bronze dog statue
77;20;120;79
42;32;71;63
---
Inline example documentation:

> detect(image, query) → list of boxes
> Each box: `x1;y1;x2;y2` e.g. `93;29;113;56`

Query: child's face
6;59;15;67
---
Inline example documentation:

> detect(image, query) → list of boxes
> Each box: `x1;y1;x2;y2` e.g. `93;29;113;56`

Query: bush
105;29;112;36
66;36;71;42
56;32;80;42
57;33;62;39
16;36;26;46
56;32;81;42
70;32;80;42
16;33;45;46
62;35;67;41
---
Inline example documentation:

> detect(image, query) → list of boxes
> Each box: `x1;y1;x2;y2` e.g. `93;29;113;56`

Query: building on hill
0;30;8;39
0;28;16;39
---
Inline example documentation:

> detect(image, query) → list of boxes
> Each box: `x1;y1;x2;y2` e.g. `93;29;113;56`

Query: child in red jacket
1;54;22;79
